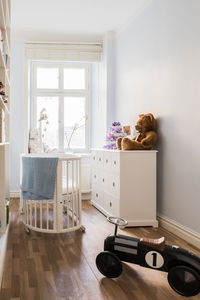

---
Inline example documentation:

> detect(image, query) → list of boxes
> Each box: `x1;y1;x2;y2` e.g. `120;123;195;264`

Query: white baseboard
158;215;200;249
81;192;91;200
10;191;20;198
10;190;91;200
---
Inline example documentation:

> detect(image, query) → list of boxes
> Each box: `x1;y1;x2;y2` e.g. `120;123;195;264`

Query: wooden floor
1;199;200;300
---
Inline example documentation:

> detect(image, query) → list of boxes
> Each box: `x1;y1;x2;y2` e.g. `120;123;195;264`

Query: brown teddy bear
116;113;157;150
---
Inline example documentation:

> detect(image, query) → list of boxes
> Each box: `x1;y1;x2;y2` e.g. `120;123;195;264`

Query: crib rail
22;156;84;233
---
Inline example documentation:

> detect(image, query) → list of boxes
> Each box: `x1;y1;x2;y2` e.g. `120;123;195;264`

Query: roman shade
25;42;102;62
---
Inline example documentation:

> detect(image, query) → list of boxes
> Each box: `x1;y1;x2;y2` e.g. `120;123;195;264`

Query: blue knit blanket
22;157;59;200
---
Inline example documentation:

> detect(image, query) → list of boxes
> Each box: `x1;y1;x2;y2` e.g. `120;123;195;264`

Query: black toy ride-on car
96;217;200;297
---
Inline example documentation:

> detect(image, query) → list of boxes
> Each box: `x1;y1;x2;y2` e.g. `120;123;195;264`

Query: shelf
0;48;5;68
5;68;10;86
0;0;6;30
4;31;10;56
0;49;10;85
5;1;10;29
0;96;9;114
0;0;10;67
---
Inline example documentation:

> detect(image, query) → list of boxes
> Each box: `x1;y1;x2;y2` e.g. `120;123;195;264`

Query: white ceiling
11;0;152;42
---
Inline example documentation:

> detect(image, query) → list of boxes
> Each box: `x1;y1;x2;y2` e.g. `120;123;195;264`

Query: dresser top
91;148;158;153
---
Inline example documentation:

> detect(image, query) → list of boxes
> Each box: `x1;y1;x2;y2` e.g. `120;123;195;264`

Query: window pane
37;68;59;89
37;97;58;149
64;97;86;149
64;68;85;89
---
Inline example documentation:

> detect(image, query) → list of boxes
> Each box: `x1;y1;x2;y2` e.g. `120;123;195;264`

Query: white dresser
91;149;158;227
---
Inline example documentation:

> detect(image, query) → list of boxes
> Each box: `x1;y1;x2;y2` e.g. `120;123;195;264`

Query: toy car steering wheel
107;216;128;227
107;217;128;235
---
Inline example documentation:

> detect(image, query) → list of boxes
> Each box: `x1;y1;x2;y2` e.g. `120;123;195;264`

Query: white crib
20;154;85;234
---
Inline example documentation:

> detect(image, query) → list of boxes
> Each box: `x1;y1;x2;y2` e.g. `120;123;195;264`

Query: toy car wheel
96;251;122;278
168;265;200;297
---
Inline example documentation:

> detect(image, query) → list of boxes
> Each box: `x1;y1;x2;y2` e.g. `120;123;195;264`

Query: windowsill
27;151;91;157
65;151;91;157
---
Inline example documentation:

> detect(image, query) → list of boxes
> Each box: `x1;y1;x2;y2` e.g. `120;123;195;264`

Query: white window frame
30;61;90;153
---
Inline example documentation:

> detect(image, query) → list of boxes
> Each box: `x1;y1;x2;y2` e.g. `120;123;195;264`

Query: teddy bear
116;113;157;150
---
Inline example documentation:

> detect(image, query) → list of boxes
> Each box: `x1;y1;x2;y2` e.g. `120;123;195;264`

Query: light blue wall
91;35;117;148
114;0;200;233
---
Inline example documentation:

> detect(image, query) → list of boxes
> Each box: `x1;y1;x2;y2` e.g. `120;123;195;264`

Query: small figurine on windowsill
38;108;49;152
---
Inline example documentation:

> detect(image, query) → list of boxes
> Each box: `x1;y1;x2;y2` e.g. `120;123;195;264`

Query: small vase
66;146;73;153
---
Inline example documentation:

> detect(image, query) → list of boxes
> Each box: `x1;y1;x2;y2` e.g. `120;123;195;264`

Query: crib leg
80;225;86;232
25;226;30;235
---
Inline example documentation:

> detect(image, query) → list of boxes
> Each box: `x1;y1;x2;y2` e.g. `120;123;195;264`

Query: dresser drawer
104;192;119;216
92;186;104;207
103;151;112;170
91;151;97;166
98;172;105;188
107;175;120;197
91;169;99;185
96;151;104;168
111;152;120;173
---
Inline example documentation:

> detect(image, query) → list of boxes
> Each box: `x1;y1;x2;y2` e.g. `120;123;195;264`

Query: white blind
25;42;102;62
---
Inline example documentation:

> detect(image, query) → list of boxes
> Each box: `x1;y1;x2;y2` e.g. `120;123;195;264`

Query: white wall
114;0;200;233
10;41;25;191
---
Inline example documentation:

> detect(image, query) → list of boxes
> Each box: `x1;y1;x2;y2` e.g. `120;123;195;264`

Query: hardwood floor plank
11;275;20;298
27;258;37;288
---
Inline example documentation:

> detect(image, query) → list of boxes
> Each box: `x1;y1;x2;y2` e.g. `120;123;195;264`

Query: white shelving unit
0;0;10;286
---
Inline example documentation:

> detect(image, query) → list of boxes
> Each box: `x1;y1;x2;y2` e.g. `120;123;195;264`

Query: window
30;61;90;152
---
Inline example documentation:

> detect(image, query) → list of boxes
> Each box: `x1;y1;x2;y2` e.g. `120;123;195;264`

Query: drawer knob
110;202;112;207
114;161;116;165
102;178;104;182
94;175;96;179
99;158;101;161
93;157;95;160
106;159;108;163
96;193;98;197
113;182;115;187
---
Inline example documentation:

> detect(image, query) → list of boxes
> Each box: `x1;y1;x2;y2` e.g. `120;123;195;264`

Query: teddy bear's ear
139;114;144;118
146;113;156;130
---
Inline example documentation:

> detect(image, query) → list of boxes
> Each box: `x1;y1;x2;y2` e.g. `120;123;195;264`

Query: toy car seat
140;237;165;251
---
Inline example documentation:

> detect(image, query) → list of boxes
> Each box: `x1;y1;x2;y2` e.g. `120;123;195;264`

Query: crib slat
55;160;62;232
53;200;56;231
28;201;31;225
78;159;82;226
35;202;36;228
30;201;32;226
66;161;69;228
72;160;75;227
40;202;42;229
47;201;49;230
26;201;28;225
75;159;78;225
